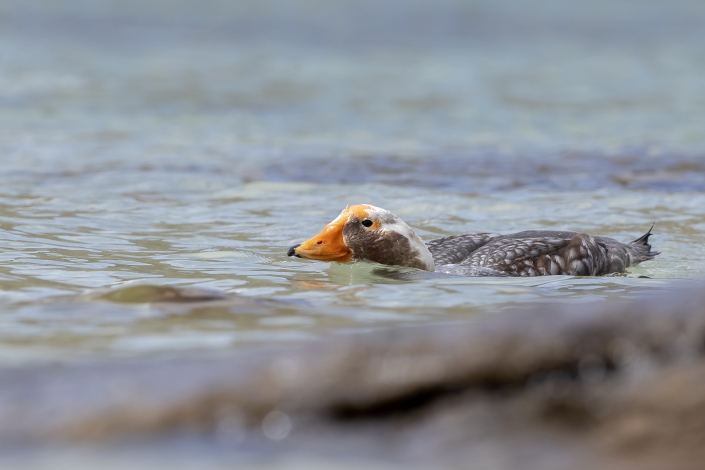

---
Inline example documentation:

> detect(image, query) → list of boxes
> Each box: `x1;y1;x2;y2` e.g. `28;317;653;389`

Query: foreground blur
2;285;705;469
1;0;705;468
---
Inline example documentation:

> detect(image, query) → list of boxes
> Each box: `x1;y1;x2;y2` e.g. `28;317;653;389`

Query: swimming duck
287;205;658;276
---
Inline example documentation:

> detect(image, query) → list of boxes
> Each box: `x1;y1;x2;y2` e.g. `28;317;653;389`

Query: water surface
0;0;704;366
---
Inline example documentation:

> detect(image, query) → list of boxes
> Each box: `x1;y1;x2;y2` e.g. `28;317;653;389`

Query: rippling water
1;0;705;369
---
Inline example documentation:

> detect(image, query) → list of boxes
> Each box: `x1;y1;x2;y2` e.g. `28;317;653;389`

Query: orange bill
290;219;352;262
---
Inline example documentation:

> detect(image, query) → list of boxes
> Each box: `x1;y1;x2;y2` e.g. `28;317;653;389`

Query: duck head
288;205;435;271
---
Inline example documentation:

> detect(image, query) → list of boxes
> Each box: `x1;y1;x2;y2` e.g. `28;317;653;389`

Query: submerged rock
94;284;232;303
1;286;705;469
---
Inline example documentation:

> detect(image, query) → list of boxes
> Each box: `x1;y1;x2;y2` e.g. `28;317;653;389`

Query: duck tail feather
630;223;659;261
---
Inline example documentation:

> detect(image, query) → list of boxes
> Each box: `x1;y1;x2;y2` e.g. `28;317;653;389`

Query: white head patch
360;205;435;271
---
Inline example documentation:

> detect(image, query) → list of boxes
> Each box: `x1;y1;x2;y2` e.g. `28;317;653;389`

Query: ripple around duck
0;174;703;362
0;183;705;361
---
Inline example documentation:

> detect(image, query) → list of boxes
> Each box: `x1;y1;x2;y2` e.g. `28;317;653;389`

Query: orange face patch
347;205;373;221
347;205;380;229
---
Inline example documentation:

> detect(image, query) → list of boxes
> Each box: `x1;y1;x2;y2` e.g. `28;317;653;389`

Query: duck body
427;229;656;276
288;205;658;277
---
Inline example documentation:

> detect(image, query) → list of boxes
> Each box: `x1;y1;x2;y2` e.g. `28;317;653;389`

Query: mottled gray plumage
427;227;658;276
426;233;501;265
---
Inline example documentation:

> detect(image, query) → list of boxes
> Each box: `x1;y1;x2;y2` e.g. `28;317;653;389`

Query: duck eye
361;219;373;228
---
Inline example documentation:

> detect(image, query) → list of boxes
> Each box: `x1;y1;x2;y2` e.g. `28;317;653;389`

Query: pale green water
1;177;703;363
1;0;705;367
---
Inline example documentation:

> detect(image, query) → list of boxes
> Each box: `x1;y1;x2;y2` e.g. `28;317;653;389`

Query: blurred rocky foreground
2;286;705;469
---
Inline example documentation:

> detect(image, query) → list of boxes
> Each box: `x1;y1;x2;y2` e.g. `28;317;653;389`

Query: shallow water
1;0;705;372
1;168;703;363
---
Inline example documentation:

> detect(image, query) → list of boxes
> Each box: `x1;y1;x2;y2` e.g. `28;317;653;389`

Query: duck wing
460;231;616;276
426;233;501;265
